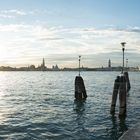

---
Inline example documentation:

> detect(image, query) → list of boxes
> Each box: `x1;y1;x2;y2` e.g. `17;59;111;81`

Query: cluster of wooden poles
74;71;131;117
110;71;131;117
75;44;131;117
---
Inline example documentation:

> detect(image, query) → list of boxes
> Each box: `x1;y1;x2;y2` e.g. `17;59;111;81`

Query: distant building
52;64;59;71
129;66;139;71
41;58;45;67
108;59;111;68
29;65;36;71
38;58;47;71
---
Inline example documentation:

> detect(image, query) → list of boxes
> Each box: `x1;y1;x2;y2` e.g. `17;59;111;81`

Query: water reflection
74;99;86;112
110;115;117;139
109;114;128;140
73;99;86;131
119;116;128;135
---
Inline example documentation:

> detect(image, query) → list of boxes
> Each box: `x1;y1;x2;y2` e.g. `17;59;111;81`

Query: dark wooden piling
110;76;120;114
119;75;127;117
124;72;131;92
75;76;87;100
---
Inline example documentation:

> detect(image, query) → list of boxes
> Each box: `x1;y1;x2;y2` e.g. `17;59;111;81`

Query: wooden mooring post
110;42;131;117
75;76;87;100
124;71;131;92
119;75;127;117
110;76;120;114
110;74;128;117
74;56;87;100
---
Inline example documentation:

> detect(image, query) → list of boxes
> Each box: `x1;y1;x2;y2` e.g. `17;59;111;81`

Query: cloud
0;9;27;18
0;24;140;67
40;37;63;41
0;9;52;19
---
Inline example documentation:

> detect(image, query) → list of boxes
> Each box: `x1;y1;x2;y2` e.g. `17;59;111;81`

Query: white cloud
0;9;27;18
0;9;52;19
4;9;26;16
0;24;140;67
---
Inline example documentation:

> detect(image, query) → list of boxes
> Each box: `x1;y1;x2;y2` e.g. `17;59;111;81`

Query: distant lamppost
126;58;128;68
121;42;126;73
79;55;81;76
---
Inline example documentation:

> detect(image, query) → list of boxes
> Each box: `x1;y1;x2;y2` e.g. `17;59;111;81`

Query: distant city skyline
0;0;140;67
0;57;139;72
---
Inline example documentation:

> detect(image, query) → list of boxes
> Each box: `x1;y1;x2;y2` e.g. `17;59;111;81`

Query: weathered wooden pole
75;56;87;100
75;76;87;100
119;75;127;117
124;71;131;92
110;76;120;114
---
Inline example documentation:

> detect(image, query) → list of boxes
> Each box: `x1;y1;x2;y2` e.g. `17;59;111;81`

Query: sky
0;0;140;68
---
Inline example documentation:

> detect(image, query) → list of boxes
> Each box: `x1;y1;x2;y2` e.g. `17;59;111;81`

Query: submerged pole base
119;106;126;118
119;75;127;117
110;74;128;117
75;76;87;100
110;76;120;114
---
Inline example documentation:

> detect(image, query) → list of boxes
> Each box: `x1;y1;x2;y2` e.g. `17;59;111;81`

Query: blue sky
0;0;140;68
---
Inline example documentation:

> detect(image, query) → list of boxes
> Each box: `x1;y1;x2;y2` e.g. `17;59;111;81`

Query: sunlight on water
0;71;139;139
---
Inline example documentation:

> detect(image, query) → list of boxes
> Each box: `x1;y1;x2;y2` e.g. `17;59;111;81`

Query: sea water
0;71;139;140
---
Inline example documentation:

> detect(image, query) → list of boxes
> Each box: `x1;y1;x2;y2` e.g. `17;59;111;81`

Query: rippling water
0;71;139;140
